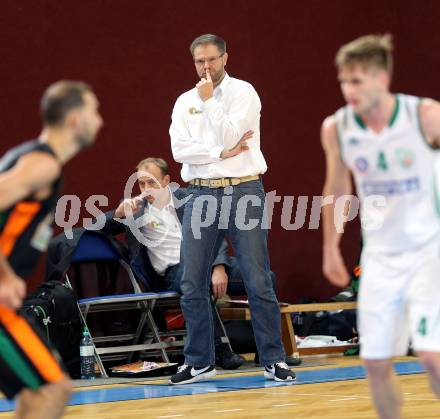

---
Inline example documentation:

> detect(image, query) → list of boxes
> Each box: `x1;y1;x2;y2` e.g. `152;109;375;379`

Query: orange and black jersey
0;305;64;399
0;140;62;278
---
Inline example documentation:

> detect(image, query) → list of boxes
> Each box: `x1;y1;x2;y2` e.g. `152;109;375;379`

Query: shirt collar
214;72;230;98
147;186;174;211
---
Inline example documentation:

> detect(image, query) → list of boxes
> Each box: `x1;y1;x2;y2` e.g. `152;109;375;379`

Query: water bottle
80;328;95;379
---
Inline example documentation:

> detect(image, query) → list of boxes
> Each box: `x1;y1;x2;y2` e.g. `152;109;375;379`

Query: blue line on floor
0;361;424;412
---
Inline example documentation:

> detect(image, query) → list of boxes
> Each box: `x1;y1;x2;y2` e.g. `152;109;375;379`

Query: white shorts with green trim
358;238;440;360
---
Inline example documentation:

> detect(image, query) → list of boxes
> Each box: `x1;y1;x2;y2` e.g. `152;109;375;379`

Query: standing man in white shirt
169;34;295;384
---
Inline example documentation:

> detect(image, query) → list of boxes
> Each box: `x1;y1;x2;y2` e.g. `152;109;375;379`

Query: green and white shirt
334;94;440;253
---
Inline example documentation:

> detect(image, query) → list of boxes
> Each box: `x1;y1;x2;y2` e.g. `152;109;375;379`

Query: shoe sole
264;371;296;382
169;369;216;385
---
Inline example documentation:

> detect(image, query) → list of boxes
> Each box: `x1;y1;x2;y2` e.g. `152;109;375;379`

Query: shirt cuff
209;145;224;160
202;97;219;112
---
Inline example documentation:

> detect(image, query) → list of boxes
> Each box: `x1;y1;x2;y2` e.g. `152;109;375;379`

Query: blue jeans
164;263;225;349
180;180;285;366
226;256;277;298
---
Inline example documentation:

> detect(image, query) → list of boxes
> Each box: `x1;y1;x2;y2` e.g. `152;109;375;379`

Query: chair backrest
67;231;142;298
71;231;122;263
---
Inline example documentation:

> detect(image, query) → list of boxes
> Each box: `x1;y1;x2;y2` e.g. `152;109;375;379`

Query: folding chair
64;231;181;377
211;295;234;350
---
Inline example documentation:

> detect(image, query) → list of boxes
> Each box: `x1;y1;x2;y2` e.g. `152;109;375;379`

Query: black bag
224;320;257;354
18;280;83;378
293;309;357;341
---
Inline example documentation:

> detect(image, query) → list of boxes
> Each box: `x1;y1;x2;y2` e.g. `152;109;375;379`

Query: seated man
48;157;243;369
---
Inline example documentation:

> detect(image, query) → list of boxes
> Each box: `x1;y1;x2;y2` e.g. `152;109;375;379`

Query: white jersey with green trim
334;94;440;253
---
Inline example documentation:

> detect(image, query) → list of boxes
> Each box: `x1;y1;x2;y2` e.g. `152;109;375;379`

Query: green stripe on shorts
0;328;42;390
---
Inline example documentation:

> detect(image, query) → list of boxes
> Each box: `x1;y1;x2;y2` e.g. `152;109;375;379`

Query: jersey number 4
377;151;389;171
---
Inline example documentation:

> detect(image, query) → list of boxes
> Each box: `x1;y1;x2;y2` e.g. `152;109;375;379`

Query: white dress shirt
140;189;182;275
169;73;268;182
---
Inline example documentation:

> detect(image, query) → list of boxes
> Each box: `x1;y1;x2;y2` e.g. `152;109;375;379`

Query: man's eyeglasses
194;53;224;66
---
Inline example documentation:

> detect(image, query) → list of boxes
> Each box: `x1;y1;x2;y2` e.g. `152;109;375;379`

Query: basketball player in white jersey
321;34;440;419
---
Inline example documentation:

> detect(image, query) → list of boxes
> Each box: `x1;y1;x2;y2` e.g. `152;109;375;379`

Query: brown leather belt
189;175;260;188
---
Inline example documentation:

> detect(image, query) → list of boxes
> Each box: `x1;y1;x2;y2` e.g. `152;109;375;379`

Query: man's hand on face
114;196;143;219
196;69;214;102
0;272;26;310
220;130;254;159
211;264;228;299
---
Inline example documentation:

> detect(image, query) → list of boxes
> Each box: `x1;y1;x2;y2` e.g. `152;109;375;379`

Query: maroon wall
2;0;440;301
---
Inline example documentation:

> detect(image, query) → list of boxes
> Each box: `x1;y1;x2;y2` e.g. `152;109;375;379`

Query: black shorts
0;305;64;399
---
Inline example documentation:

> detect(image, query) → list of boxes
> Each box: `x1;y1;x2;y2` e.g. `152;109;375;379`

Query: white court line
157;415;184;418
293;392;370;399
272;403;298;407
246;391;291;395
406;397;439;401
248;390;371;400
328;397;358;402
215;409;243;413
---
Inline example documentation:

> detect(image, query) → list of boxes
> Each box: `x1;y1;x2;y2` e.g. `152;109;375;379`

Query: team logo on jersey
355;157;369;174
349;137;359;146
189;107;202;114
395;148;414;168
143;214;165;229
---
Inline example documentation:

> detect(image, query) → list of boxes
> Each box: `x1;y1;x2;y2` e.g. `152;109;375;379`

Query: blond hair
335;34;393;74
136;157;169;177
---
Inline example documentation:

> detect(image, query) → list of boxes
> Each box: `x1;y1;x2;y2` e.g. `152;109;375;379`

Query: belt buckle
208;179;217;188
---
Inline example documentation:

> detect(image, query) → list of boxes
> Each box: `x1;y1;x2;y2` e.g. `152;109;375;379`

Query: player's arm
0;151;61;210
0;252;26;309
321;116;352;287
419;98;440;148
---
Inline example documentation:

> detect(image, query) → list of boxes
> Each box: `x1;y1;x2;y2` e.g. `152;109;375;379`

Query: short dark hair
136;157;169;177
190;34;226;56
40;80;92;126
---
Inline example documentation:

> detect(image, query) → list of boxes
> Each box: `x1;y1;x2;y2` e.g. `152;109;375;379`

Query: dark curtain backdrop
1;0;439;301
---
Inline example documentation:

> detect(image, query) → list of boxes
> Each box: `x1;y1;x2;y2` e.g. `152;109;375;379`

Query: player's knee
16;388;34;406
59;376;73;397
418;351;440;379
364;359;393;380
51;376;72;403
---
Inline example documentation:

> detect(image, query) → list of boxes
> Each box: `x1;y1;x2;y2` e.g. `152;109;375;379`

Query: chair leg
211;296;233;350
65;275;108;377
145;307;170;363
127;309;149;363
